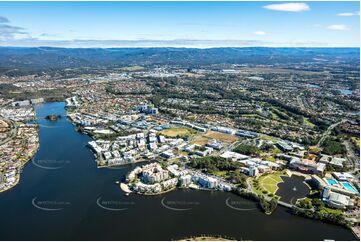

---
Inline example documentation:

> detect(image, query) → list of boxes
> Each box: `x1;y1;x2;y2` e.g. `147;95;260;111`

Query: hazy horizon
0;1;359;48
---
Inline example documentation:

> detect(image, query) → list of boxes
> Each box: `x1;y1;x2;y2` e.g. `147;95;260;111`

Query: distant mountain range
0;47;359;72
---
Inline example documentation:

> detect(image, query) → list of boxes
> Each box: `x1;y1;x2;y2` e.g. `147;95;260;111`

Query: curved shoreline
120;184;177;196
0;175;20;193
138;186;177;196
179;236;233;241
0;143;39;194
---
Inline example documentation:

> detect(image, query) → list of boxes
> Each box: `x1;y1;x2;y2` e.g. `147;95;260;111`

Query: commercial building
179;174;192;187
12;100;30;107
276;141;293;152
249;166;259;177
322;186;354;210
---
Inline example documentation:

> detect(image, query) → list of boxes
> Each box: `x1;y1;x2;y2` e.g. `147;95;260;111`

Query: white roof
329;192;349;205
220;151;249;160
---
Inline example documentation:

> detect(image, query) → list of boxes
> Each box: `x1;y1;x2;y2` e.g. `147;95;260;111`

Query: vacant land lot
159;127;197;138
203;131;239;143
191;136;209;146
191;130;239;145
258;173;284;194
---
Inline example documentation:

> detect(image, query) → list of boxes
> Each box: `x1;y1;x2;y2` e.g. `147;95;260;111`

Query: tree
259;195;278;214
229;170;248;188
234;143;261;156
322;138;347;155
298;198;313;209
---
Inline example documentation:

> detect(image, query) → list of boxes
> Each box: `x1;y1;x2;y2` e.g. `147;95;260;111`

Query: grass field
303;117;315;128
191;136;210;146
258;173;284;194
120;66;144;71
351;137;360;150
159;127;197;138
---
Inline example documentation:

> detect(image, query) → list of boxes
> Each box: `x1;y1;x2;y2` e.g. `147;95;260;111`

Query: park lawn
159;127;197;138
258;173;284;194
203;131;239;143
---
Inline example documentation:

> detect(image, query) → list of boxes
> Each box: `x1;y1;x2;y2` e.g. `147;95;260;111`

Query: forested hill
0;47;359;72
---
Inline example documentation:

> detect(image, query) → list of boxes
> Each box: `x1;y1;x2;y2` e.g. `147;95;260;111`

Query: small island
45;114;61;121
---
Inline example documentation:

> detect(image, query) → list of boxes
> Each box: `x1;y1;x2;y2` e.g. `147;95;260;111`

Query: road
296;94;306;110
0;118;18;146
316;119;347;147
343;140;360;172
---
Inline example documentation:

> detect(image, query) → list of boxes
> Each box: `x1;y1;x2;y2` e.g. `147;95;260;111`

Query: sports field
258;173;284;194
159;127;197;138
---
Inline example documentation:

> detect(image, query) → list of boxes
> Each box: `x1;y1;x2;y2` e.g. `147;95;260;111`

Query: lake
0;102;356;240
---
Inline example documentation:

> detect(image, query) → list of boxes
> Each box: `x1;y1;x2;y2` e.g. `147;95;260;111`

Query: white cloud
253;31;267;35
327;24;349;31
0;16;9;23
337;11;360;17
263;3;310;12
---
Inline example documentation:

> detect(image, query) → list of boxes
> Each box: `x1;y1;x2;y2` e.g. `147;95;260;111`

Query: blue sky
0;1;359;47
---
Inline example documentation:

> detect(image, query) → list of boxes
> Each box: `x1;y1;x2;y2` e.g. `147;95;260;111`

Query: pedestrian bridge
277;200;293;208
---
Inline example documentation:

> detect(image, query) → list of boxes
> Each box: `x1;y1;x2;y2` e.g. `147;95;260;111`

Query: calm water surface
0;102;356;241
